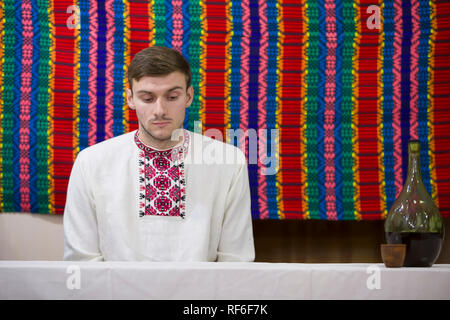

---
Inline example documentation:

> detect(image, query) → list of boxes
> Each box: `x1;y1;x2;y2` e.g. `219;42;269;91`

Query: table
0;261;449;299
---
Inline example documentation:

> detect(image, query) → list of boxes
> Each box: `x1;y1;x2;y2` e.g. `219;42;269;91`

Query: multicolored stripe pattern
0;0;449;220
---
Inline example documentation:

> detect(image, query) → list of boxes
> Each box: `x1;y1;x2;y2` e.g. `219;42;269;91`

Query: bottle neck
405;151;423;185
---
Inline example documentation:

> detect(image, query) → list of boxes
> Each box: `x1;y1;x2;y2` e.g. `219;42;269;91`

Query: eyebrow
136;86;184;95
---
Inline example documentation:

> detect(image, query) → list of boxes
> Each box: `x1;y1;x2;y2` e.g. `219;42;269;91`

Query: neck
403;151;425;195
406;151;422;183
137;129;184;151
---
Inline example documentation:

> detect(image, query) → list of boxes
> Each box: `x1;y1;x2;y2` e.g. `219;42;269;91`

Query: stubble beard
139;121;183;148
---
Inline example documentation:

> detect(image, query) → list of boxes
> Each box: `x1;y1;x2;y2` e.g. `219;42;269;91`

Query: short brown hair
127;46;191;90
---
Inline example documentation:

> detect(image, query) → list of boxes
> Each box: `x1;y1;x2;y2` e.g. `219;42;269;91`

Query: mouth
152;121;171;127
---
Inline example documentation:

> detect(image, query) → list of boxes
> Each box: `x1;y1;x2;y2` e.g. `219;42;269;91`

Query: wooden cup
381;244;406;268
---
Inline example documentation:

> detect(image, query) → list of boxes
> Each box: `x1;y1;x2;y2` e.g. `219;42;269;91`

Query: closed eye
139;95;154;103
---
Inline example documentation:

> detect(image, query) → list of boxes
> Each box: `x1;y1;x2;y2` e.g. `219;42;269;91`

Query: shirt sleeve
63;151;104;261
217;152;255;262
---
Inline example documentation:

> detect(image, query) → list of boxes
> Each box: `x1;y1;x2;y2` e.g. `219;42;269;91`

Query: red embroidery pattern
135;130;189;218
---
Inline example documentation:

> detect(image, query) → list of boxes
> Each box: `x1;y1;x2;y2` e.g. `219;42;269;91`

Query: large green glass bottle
384;140;445;267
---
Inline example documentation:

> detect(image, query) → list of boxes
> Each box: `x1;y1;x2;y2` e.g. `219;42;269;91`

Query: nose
154;97;166;118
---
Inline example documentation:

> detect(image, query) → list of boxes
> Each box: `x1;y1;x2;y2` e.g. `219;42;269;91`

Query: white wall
0;213;64;260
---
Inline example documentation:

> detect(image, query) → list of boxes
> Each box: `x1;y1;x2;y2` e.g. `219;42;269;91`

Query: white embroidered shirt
63;129;255;262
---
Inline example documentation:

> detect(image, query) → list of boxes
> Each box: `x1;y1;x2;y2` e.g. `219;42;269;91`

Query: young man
63;46;255;262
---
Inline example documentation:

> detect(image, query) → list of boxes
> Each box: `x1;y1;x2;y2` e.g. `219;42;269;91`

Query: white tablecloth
0;261;449;300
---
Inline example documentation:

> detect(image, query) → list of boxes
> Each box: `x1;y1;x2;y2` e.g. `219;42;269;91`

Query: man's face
127;71;193;147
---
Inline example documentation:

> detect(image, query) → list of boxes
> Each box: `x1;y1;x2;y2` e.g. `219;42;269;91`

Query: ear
185;85;194;109
126;87;135;110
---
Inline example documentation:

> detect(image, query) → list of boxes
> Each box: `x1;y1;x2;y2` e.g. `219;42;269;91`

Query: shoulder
187;130;247;166
76;130;136;163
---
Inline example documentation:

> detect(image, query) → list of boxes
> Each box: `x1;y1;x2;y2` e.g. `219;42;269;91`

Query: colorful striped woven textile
0;0;449;220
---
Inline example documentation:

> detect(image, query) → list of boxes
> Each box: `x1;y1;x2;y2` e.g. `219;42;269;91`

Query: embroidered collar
134;129;190;163
135;129;190;219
